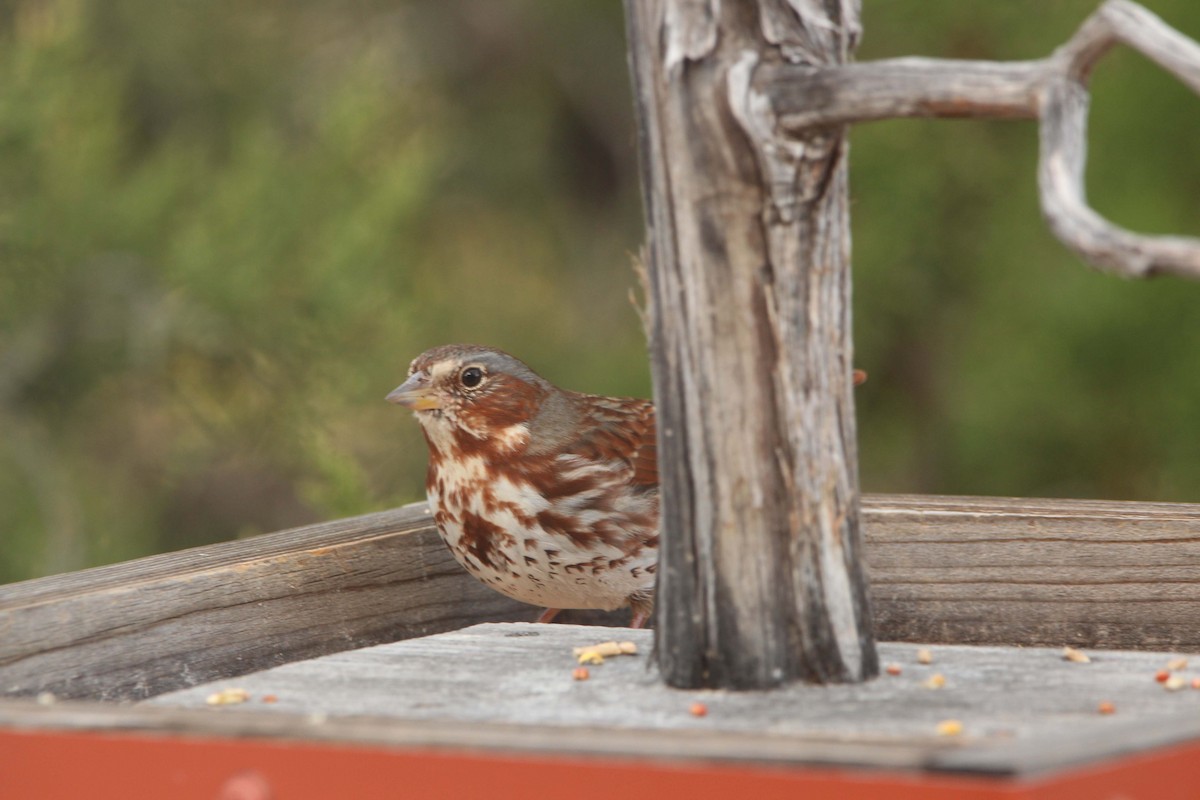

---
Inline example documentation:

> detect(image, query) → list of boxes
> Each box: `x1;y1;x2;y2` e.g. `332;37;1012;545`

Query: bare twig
768;0;1200;279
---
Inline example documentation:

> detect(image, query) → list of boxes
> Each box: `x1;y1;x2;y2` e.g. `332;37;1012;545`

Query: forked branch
768;0;1200;279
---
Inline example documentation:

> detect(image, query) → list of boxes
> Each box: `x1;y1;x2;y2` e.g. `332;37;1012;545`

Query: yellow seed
1166;657;1189;671
916;648;934;665
1164;675;1187;692
205;688;250;706
936;719;963;737
923;673;946;689
573;641;638;659
577;652;606;665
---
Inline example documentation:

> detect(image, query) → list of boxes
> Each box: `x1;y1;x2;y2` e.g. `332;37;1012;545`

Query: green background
2;0;1198;582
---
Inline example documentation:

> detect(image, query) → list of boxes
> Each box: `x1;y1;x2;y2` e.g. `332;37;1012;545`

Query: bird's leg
628;591;653;629
537;607;562;624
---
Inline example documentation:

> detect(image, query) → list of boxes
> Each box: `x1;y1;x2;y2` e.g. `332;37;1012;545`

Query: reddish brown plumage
387;344;658;627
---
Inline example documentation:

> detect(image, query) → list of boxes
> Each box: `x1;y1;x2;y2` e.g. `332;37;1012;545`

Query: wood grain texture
866;494;1200;650
769;0;1200;280
0;504;624;701
128;622;1200;777
625;0;877;690
3;494;1200;703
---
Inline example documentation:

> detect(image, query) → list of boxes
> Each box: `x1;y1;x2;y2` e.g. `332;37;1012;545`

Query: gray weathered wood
4;494;1200;702
127;622;1200;777
625;0;877;689
769;0;1200;279
0;506;502;701
0;504;623;701
865;494;1200;650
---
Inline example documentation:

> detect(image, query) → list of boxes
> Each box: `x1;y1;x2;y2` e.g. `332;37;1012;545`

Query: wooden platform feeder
4;2;1200;797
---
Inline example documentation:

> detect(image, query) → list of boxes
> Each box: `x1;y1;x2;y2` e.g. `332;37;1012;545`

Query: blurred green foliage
1;0;1197;583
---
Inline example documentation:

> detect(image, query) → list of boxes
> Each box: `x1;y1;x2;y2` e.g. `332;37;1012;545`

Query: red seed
885;663;902;676
1097;701;1116;715
1155;669;1171;683
690;702;708;717
572;667;590;681
261;694;278;704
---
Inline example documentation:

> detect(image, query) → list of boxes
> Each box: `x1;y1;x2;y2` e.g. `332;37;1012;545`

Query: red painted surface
2;728;1199;800
1023;738;1200;800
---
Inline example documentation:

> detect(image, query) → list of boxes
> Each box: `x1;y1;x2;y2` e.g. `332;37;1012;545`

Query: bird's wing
569;396;658;491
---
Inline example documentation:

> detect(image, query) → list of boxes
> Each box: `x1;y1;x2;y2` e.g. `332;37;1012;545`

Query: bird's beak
386;371;442;410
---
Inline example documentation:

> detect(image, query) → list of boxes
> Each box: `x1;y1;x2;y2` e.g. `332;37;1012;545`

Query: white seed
1164;675;1187;692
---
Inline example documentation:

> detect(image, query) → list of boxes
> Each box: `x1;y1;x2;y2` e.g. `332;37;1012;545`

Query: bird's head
387;344;552;454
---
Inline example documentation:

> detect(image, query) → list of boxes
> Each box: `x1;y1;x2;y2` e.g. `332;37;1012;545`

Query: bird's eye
460;366;485;388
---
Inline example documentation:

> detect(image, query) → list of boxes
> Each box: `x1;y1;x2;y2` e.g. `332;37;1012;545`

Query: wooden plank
5;622;1200;782
0;695;958;773
0;504;625;701
0;506;498;701
133;622;1200;777
866;494;1200;650
3;494;1200;702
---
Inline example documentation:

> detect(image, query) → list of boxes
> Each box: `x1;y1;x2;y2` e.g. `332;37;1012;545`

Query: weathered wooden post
625;0;1200;690
625;1;878;688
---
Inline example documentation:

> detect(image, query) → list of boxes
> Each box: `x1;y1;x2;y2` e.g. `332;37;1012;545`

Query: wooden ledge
126;622;1199;777
5;622;1200;795
2;494;1199;701
0;505;528;701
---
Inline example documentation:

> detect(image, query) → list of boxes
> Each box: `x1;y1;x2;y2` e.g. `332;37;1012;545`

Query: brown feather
393;344;659;626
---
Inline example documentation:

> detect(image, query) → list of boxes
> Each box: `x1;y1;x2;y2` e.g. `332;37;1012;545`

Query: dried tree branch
767;59;1043;126
768;0;1200;280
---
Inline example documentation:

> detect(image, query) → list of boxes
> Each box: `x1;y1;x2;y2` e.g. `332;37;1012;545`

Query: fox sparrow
387;344;659;628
